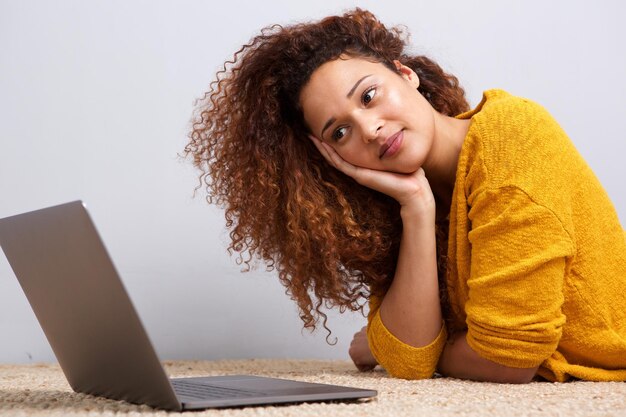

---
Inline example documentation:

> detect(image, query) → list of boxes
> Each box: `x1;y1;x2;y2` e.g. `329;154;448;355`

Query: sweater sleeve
366;293;447;379
465;186;575;368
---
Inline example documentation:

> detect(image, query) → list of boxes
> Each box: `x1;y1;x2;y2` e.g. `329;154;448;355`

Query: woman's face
299;56;436;174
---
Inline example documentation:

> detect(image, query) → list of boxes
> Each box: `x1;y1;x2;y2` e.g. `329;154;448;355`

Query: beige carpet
1;359;625;416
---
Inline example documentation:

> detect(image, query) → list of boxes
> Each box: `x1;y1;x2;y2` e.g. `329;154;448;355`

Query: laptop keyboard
171;379;266;400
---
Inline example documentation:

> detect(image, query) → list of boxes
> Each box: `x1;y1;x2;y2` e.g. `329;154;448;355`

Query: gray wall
1;0;624;363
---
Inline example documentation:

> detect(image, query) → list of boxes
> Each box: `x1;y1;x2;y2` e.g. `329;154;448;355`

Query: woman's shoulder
457;89;582;207
460;89;573;168
456;89;554;129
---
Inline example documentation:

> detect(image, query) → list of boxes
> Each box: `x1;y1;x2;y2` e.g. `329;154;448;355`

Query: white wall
0;0;624;363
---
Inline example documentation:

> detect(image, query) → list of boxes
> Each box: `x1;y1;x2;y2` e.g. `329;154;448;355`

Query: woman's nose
356;115;383;144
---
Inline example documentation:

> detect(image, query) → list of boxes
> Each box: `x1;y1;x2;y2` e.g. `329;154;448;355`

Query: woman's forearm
438;331;539;383
378;206;442;348
374;208;539;382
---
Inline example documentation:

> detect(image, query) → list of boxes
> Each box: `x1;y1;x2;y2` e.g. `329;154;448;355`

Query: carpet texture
1;359;625;416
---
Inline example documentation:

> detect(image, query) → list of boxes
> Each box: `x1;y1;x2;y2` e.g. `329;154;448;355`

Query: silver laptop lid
0;201;181;410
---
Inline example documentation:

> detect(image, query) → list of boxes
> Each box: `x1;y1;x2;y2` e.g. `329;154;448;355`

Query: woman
185;9;626;383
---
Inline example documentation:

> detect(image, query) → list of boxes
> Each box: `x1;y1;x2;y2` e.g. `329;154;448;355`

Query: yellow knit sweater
366;89;626;382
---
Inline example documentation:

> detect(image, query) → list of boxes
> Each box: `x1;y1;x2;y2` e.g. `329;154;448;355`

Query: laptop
0;201;377;410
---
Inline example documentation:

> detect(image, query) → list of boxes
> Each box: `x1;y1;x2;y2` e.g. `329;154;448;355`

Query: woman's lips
379;130;404;159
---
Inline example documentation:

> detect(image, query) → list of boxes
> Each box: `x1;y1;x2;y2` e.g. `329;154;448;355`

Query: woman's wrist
400;199;436;227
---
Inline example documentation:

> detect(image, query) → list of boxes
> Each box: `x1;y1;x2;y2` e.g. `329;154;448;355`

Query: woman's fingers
308;135;329;160
307;134;435;211
309;135;357;174
309;134;399;195
308;135;377;185
348;326;378;371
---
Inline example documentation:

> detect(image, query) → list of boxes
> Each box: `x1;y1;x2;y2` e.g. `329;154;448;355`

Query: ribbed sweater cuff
368;309;447;380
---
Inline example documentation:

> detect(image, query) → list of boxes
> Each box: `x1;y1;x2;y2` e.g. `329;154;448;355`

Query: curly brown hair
184;8;470;341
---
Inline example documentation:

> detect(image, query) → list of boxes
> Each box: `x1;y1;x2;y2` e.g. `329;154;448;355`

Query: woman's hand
349;326;378;372
309;135;435;219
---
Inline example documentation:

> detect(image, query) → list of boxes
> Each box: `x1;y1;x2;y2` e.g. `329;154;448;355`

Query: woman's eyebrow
347;74;372;98
321;117;336;139
320;74;373;138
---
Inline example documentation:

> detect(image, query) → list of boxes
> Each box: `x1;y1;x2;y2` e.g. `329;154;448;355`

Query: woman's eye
331;126;347;141
362;87;376;105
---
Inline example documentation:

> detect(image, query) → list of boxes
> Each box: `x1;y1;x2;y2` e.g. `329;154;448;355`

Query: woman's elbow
469;365;539;384
497;366;538;384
